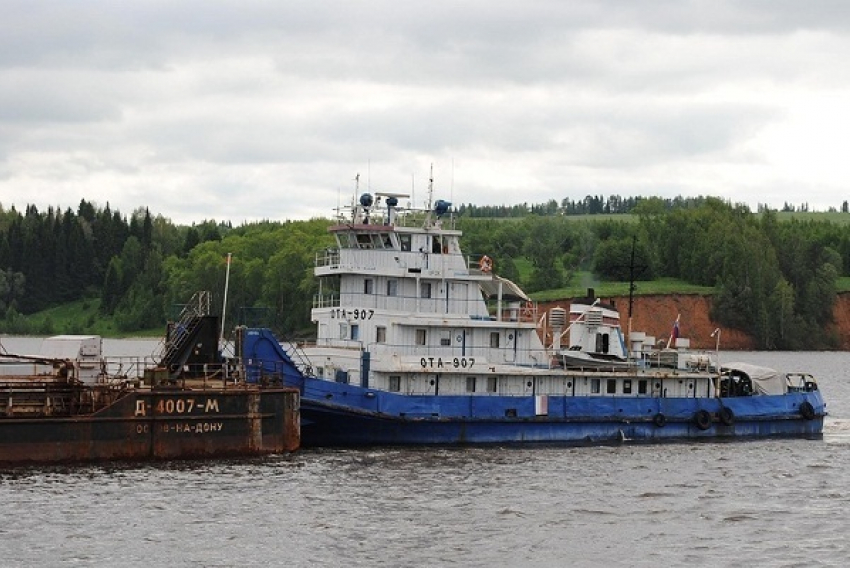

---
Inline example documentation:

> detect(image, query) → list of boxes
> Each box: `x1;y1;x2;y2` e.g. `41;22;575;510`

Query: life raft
479;255;493;273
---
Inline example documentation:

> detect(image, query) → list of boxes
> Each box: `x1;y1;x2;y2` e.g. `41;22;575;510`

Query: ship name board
420;357;476;369
135;398;221;417
330;308;374;320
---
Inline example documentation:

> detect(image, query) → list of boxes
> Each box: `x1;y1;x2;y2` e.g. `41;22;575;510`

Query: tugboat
0;292;299;464
240;179;825;446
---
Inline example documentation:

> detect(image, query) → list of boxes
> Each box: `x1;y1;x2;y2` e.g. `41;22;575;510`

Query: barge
0;293;299;465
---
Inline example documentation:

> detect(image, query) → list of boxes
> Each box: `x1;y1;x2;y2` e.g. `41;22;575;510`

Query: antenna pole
220;253;233;345
627;236;636;359
427;163;434;210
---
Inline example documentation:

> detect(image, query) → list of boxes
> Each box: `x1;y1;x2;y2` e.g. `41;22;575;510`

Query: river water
0;345;847;567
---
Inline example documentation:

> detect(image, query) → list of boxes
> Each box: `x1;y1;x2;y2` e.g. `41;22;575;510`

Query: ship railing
786;373;818;393
313;294;341;309
317;247;469;273
496;301;539;324
322;342;558;368
352;208;455;230
312;291;486;314
100;356;150;383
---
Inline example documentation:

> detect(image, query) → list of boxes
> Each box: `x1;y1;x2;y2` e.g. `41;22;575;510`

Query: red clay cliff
540;292;850;351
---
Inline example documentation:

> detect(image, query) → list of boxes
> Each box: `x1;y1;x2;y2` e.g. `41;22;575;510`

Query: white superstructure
299;185;719;401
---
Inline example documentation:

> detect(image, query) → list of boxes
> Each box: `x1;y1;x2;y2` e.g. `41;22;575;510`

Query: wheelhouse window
337;232;356;248
376;326;386;344
415;329;427;346
400;234;412;251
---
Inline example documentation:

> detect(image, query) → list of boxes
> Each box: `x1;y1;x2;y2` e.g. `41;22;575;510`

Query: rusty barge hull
0;388;300;465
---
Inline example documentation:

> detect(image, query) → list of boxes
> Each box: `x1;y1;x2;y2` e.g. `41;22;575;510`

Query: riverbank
541;292;850;350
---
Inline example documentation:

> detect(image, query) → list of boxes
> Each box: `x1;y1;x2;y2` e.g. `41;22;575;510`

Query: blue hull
242;329;825;447
298;399;824;446
295;380;824;446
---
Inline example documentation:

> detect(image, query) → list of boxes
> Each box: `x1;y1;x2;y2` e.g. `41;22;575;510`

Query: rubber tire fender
799;400;816;420
719;406;735;426
693;409;712;431
653;412;667;428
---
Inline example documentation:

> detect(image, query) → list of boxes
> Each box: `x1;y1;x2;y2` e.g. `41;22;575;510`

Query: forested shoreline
0;195;848;349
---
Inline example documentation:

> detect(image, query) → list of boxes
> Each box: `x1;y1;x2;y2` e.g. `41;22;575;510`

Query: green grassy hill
10;298;162;337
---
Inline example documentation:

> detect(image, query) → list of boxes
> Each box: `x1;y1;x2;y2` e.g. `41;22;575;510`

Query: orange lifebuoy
521;301;534;319
479;255;493;273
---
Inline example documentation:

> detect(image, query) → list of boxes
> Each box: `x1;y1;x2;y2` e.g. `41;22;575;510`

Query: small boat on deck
239;181;825;446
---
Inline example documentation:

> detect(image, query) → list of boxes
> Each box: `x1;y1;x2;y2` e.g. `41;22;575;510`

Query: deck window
638;379;648;394
490;332;500;348
415;329;427;346
387;279;398;296
351;324;359;341
591;378;601;394
364;279;374;295
487;377;498;393
376;326;386;344
389;375;401;392
606;379;616;394
420;282;432;299
466;377;476;392
623;379;632;394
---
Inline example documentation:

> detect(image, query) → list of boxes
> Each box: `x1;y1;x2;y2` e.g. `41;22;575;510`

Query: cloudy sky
2;1;849;225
